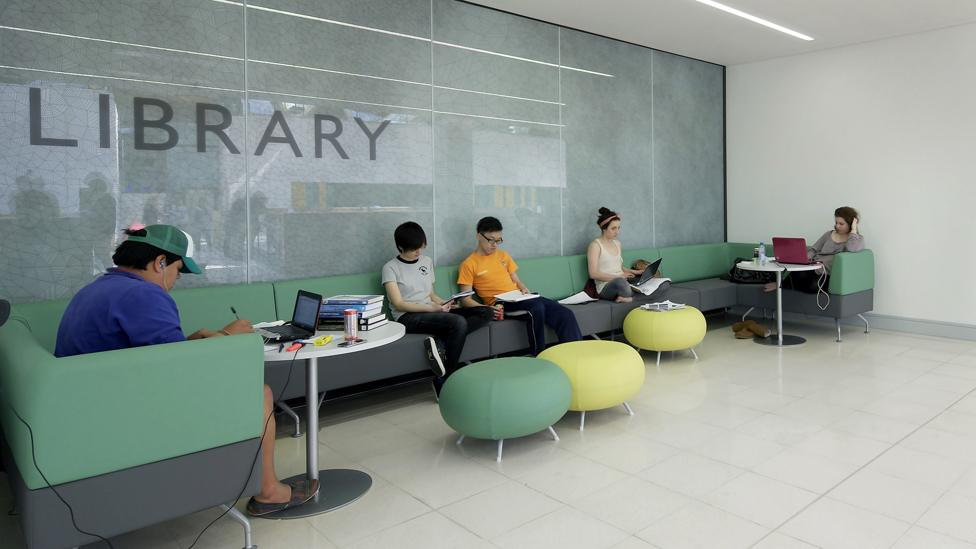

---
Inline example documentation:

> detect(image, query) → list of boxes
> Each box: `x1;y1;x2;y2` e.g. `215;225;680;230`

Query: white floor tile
439;481;562;540
693;431;786;469
858;396;944;424
792;429;889;466
891;526;976;549
573;477;691;534
918;491;976;543
344;512;494;549
866;445;970;491
928;409;976;438
780;498;911;549
753;447;862;493
704;472;817;528
725;387;799;411
829;410;919;444
636;500;768;549
495;506;629;549
639;451;745;497
900;427;976;463
568;431;680;474
829;468;944;522
751;532;819;548
609;537;661;549
522;453;628;504
638;417;728;450
308;480;430;546
736;413;824;447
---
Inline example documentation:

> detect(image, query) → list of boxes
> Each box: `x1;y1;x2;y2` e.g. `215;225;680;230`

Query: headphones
159;258;167;269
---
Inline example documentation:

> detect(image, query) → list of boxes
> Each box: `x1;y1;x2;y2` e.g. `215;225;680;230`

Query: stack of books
319;295;388;331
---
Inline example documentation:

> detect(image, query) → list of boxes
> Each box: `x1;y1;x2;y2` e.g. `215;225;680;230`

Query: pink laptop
771;237;817;265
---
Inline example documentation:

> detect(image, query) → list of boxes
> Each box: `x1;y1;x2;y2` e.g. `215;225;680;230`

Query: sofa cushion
673;278;738;312
9;298;70;353
658;243;732;283
515;256;576;300
172;282;277;335
830;251;874;295
622;248;660;272
433;265;460;300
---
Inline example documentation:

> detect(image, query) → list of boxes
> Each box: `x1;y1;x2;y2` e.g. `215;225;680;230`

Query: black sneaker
424;336;446;377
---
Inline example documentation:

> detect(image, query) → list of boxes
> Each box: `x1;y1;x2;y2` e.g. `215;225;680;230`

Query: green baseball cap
126;224;202;274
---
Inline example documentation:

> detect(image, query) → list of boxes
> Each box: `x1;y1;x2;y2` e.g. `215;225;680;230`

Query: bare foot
763;282;777;293
255;481;291;504
616;296;633;303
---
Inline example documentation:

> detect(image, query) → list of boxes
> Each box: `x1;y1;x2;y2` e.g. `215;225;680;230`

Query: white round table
737;260;824;347
263;321;405;518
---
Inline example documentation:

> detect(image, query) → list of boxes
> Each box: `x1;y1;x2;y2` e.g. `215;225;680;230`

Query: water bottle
758;242;767;266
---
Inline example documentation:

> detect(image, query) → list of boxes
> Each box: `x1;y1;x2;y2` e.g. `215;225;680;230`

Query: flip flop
246;478;320;517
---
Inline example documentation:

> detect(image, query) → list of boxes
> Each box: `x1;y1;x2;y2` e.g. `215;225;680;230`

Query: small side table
737;260;824;347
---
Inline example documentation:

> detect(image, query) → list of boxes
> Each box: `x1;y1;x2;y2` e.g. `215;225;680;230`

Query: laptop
257;290;321;342
771;237;817;265
633;257;664;286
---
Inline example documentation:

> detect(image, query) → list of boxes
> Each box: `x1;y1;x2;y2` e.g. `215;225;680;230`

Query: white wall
727;23;976;327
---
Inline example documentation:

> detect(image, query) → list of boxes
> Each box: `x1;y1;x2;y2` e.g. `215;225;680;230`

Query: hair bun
598;207;611;215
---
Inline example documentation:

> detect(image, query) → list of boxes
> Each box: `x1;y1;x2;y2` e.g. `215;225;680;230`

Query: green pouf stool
438;357;571;462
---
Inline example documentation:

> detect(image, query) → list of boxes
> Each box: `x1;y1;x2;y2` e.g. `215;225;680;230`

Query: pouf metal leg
456;434;465;445
496;440;503;462
622;402;634;415
579;411;585;431
690;348;699;360
548;426;559;441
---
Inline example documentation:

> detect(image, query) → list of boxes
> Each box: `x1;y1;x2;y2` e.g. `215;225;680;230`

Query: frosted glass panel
0;0;724;303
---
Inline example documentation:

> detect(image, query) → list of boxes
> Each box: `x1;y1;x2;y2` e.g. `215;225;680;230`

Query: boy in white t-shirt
381;222;493;396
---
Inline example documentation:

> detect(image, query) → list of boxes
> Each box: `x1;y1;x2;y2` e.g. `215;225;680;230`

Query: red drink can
343;309;358;340
493;303;504;321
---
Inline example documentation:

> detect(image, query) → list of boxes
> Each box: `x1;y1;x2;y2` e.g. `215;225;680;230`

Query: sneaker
424;337;446;377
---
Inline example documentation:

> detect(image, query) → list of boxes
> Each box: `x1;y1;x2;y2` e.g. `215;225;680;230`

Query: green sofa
0;304;265;549
0;241;873;547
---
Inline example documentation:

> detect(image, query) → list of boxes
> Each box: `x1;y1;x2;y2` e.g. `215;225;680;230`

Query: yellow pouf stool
623;306;706;366
538;341;645;430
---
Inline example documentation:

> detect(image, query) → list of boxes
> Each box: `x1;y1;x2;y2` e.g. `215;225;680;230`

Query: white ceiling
466;0;976;66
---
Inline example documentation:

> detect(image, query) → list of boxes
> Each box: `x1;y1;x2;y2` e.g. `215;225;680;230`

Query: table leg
755;269;806;347
265;356;372;519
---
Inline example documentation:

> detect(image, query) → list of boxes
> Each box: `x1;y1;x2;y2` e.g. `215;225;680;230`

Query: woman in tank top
586;207;645;303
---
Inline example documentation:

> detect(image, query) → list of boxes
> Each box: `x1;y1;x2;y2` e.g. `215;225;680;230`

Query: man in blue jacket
56;224;316;516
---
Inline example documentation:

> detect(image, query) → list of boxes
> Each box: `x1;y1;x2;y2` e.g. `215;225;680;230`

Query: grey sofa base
2;436;261;549
266;281;873;398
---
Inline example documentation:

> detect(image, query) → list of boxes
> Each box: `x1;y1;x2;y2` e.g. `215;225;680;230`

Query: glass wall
0;0;724;303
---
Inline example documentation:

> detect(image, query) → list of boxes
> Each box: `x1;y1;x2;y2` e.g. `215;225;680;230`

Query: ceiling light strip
0;25;242;61
693;0;813;41
0;64;243;92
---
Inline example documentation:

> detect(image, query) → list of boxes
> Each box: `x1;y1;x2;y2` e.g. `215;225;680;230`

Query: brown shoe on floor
745;320;771;338
734;328;754;339
731;321;749;332
246;478;320;517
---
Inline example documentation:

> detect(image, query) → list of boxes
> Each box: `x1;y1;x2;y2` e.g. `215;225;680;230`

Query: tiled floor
5;317;976;549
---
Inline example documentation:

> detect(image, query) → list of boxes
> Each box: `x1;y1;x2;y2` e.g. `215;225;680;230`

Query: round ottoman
439;357;571;461
623;306;706;366
538;341;645;430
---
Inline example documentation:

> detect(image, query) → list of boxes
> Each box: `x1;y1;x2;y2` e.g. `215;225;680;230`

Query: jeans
397;307;494;375
503;297;582;355
598;278;633;301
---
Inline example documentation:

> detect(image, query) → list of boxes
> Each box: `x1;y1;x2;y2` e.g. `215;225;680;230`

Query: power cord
815;265;831;311
185;344;301;549
0;338;302;549
0;390;116;549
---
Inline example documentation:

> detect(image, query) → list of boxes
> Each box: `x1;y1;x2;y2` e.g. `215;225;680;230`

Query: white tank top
593;239;625;293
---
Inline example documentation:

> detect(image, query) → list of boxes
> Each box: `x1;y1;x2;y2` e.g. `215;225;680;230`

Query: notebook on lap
257;290;321;342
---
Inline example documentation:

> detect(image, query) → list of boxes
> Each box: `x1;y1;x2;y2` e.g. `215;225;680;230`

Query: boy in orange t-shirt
457;216;581;355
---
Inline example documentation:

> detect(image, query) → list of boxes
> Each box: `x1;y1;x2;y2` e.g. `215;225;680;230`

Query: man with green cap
56;224;318;516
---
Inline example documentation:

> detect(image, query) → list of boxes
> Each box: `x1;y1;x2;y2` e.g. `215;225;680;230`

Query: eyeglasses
479;233;504;245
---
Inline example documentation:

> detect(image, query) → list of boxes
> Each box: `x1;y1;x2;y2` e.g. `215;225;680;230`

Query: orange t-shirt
457;250;519;305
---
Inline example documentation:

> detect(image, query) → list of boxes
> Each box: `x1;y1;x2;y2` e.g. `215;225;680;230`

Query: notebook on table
256;289;322;342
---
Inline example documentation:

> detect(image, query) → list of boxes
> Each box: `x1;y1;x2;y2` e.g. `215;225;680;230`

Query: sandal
246;478;320;517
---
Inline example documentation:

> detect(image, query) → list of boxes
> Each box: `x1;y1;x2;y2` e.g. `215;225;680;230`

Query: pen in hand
230;306;240;320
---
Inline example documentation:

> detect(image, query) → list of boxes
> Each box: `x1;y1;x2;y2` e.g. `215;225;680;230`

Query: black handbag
725;257;776;284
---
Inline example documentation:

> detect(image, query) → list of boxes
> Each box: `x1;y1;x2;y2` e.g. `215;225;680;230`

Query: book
319;310;384;321
319;318;388;331
557;291;597;305
323;294;384;305
447;290;475;302
630;277;671;296
320;302;383;314
494;290;540;302
640;300;685;311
